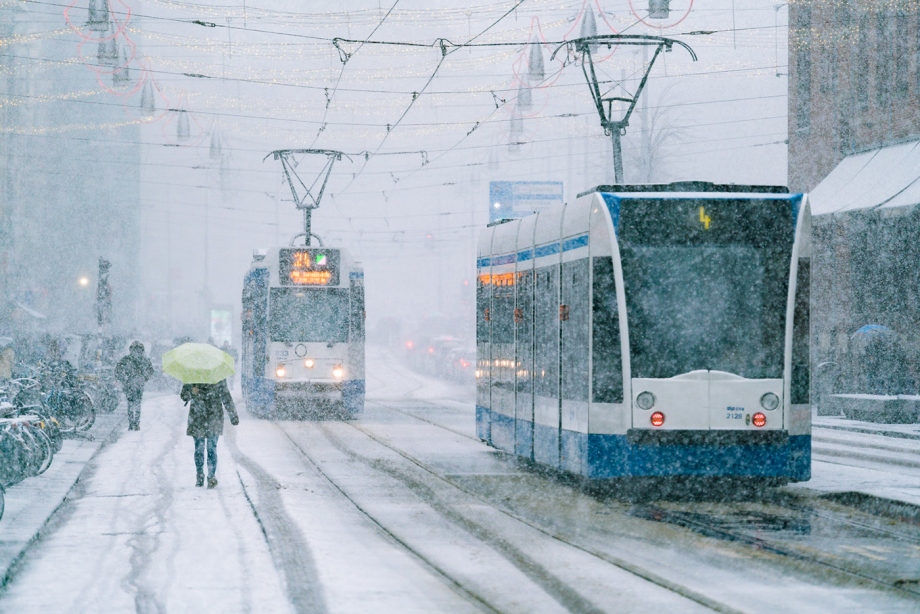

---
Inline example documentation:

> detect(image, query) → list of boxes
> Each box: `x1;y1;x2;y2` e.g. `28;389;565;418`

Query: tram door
533;264;560;467
514;269;535;459
560;257;589;473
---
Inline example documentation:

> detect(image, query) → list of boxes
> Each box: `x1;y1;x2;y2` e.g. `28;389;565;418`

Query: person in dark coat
180;379;238;488
115;341;154;431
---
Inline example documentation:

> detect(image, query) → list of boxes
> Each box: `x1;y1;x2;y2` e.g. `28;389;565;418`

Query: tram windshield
617;197;794;379
269;287;349;343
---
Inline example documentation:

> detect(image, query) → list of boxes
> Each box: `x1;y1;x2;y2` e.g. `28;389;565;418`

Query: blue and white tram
476;182;811;482
241;246;365;417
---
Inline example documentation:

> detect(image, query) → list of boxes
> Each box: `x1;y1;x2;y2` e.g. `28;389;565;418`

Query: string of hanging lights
11;0;787;189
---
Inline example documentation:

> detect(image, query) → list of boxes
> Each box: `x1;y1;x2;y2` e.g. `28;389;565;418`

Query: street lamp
78;276;90;287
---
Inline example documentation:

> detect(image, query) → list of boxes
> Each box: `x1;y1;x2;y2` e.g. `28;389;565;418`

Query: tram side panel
585;197;630;477
345;272;366;416
514;214;538;460
559;197;592;474
787;200;812;480
242;267;274;416
490;221;520;454
476;227;495;443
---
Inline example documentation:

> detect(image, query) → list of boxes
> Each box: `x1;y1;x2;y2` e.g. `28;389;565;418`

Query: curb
0;408;127;588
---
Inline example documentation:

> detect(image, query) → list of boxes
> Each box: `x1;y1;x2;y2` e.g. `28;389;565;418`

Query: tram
242;246;365;418
476;182;811;482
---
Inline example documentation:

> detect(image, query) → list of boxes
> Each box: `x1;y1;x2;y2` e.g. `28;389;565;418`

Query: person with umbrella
162;343;239;488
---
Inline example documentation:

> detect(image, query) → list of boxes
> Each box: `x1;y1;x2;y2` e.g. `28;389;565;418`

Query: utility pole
552;35;696;184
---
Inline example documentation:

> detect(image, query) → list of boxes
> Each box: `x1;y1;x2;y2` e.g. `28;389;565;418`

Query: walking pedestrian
180;379;238;488
115;341;154;431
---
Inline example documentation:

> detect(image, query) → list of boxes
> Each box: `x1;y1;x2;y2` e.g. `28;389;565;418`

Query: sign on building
489;181;563;223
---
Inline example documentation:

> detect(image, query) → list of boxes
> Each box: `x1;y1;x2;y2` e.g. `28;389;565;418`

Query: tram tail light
275;365;286;378
650;412;665;427
752;412;766;428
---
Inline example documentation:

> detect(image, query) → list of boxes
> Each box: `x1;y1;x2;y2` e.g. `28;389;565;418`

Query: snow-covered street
0;349;919;612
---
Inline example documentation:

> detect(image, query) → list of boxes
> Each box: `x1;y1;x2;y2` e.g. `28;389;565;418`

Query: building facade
789;0;920;192
0;3;141;335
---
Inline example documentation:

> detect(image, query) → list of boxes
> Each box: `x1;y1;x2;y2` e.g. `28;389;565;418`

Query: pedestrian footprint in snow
115;341;154;431
180;380;239;488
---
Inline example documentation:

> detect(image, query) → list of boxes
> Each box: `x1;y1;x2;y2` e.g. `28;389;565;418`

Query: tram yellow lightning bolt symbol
699;206;711;230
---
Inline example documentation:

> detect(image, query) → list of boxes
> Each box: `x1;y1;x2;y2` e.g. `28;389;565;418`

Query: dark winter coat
180;379;238;438
115;352;154;401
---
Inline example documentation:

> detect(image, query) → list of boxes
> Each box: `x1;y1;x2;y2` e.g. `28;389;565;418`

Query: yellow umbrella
161;343;234;385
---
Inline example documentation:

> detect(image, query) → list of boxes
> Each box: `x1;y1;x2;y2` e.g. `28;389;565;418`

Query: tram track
372;398;920;603
272;421;503;614
225;432;327;614
321;405;743;613
276;421;619;614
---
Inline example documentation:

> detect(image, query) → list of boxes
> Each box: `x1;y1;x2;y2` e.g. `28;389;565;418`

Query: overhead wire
310;0;402;146
335;0;530;195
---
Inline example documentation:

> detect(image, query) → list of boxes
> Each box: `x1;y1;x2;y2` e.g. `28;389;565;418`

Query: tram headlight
636;391;656;410
332;365;344;379
752;412;767;428
304;358;315;369
275;365;286;378
760;392;780;411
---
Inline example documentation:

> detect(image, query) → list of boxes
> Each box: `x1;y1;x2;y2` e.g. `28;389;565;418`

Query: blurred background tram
476;182;811;483
241;246;365;418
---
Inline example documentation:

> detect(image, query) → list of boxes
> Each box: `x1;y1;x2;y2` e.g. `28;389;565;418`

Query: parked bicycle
0;384;63;520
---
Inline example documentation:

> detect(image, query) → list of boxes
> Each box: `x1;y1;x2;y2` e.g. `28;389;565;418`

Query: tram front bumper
274;380;344;402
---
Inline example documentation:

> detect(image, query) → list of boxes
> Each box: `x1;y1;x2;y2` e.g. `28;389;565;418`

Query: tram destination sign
489;181;564;223
279;248;340;286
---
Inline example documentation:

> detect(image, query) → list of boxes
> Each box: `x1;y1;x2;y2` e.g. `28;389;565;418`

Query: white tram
476;182;811;481
242;246;365;417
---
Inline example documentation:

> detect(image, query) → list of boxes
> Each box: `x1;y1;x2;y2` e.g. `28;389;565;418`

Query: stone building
790;1;920;418
788;0;920;192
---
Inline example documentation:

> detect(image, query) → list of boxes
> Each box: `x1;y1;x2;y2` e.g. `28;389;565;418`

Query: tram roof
578;182;790;198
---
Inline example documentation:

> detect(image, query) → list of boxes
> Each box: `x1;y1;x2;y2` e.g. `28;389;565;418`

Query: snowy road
1;348;920;612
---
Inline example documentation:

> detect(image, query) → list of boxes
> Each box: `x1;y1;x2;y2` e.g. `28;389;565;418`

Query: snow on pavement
0;393;292;613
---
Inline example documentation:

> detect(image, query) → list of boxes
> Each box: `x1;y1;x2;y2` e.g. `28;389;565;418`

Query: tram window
792;259;810;404
491;281;515;345
476;276;490;341
619;198;791;380
533;265;559;398
269;288;349;343
561;259;589;402
592;257;622;403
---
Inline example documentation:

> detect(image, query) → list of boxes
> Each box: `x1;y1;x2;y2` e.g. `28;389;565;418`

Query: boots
207;476;218;489
195;472;204;487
